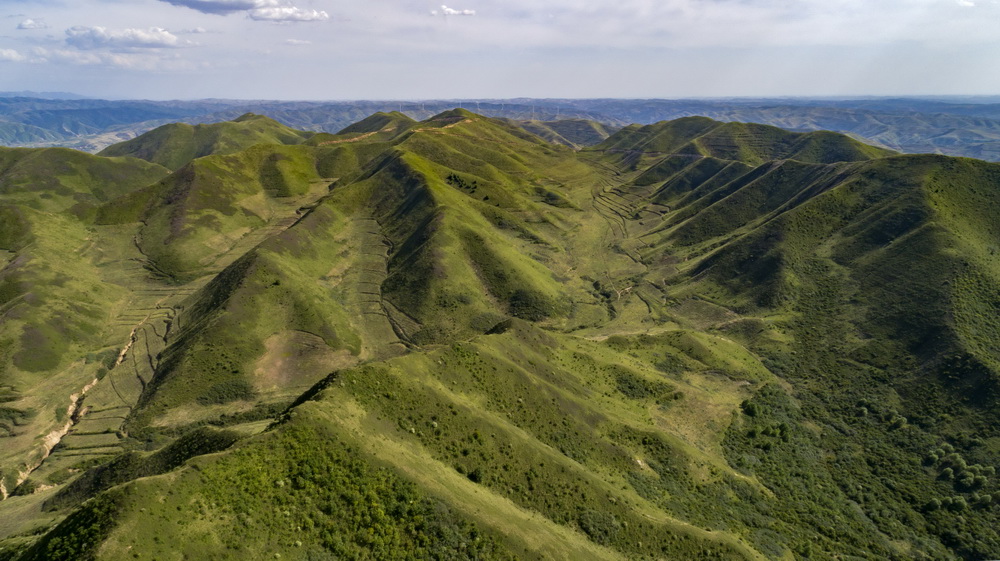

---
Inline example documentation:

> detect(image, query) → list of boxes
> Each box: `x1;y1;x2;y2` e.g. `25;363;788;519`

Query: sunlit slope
0;207;129;499
620;152;1000;557
0;150;173;500
591;120;1000;411
345;110;612;341
97;113;314;171
23;322;803;560
333;110;418;138
123;201;370;431
0;126;335;506
509;118;617;149
591;116;895;168
587;120;1000;558
101;144;325;281
0;147;168;212
116;110;620;427
648;153;1000;390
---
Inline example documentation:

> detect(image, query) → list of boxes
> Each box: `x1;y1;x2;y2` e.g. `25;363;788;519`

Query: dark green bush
197;379;257;405
508;289;554;321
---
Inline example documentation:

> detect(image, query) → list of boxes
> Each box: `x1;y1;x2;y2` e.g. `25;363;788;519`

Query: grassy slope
590;116;895;168
0;150;174;501
0;207;123;495
0;147;169;213
97;113;314;171
509;119;617;149
3;112;1000;560
627;148;1000;557
334;111;418;137
123;144;324;280
120;111;611;426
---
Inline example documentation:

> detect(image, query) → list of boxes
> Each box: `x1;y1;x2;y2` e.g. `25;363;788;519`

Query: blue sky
1;0;998;100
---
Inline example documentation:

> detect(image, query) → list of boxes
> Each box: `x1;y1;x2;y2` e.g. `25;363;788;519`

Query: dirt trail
317;131;377;146
410;118;473;134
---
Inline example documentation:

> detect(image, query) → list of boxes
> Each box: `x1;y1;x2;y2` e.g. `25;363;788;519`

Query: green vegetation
0;146;169;213
98;113;315;171
508;118;618;149
2;111;999;560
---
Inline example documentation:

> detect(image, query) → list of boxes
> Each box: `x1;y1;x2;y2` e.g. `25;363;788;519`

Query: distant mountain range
0;92;92;101
5;96;1000;161
1;110;999;560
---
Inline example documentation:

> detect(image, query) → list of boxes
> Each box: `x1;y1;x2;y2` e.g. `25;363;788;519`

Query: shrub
508;289;554;321
577;510;622;546
197;379;257;405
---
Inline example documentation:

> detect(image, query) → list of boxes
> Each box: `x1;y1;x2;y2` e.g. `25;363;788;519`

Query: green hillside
591;117;896;168
334;111;418;137
1;113;999;561
97;113;315;171
509;119;618;149
0;147;169;213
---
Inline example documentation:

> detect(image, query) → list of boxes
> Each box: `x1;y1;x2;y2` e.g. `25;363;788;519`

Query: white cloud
31;46;200;71
957;0;975;5
285;38;312;45
249;7;329;21
17;18;49;30
433;5;476;16
65;26;191;50
0;49;26;62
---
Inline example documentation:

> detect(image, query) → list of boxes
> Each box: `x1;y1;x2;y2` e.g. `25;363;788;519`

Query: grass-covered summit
593;116;895;166
1;112;999;561
97;113;315;171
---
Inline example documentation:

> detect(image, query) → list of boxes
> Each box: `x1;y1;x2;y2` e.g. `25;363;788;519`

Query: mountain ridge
6;96;1000;161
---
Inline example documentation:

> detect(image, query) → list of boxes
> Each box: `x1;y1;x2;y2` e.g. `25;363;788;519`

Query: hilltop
0;111;998;560
97;113;315;171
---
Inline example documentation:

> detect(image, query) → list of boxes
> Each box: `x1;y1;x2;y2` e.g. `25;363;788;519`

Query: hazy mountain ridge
6;96;1000;161
0;111;998;560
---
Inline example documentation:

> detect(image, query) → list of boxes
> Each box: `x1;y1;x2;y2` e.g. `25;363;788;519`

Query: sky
0;0;998;100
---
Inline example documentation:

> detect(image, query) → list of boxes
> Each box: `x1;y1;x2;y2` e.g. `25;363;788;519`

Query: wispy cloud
17;18;49;30
31;46;201;71
0;48;26;62
432;5;476;16
285;38;311;45
65;26;192;50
